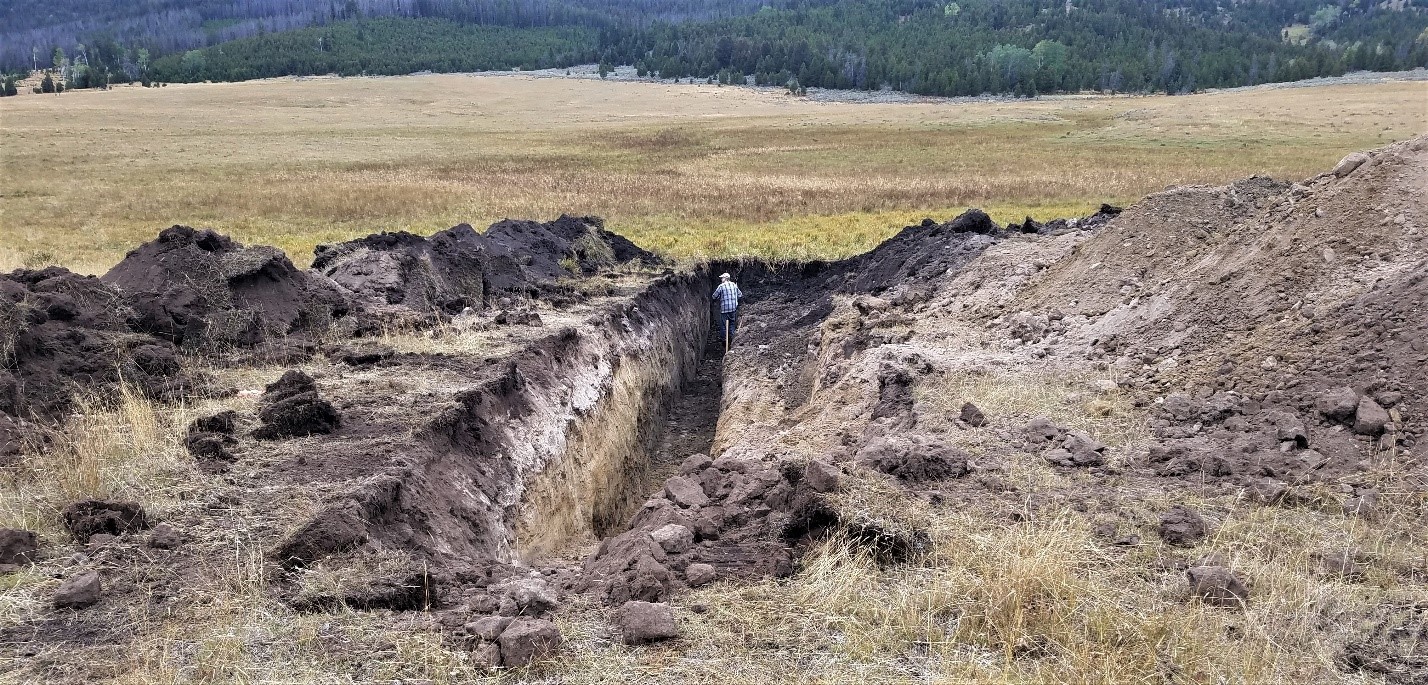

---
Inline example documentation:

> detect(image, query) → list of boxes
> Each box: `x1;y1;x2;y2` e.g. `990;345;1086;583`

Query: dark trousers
720;310;738;345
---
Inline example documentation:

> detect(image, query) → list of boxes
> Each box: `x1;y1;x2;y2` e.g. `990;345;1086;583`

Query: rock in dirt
614;600;679;645
1158;506;1207;547
102;225;348;347
252;370;340;440
53;570;102;609
959;402;988;427
684;563;717;587
1317;387;1360;422
1185;565;1249;608
1353;396;1390;435
649;524;694;554
1332;151;1370;177
62;499;148;543
855;434;971;482
802;460;841;493
0;528;38;565
497;617;562;667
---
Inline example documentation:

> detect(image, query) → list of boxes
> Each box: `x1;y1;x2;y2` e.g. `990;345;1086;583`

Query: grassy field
1;75;1425;273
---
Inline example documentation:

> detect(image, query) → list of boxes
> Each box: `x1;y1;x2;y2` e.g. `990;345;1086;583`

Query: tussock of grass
0;384;194;535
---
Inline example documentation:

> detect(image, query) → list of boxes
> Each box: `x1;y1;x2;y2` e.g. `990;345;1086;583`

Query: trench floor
643;326;727;490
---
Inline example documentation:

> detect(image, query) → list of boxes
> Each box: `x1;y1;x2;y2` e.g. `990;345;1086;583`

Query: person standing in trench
712;272;743;351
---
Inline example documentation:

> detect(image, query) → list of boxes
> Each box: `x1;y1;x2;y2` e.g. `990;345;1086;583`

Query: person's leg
727;310;738;344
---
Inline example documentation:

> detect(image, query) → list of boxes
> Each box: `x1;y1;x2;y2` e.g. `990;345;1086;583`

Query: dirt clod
856;435;971;482
53;571;102;609
650;524;694;554
1186;565;1249;608
0;529;38;566
1158;506;1208;547
614;600;679;645
959;402;988;427
146;523;185;550
253;370;340;439
61;500;148;543
497;617;562;667
684;563;717;587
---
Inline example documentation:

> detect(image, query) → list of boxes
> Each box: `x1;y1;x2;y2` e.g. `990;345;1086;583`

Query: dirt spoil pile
311;215;659;320
1;267;187;421
101;225;349;347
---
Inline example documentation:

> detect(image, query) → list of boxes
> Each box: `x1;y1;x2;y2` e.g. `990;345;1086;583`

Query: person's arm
711;284;721;301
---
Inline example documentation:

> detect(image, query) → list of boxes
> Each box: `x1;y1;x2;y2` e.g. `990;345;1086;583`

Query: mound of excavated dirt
312;215;659;320
102;225;349;347
1016;135;1427;484
311;224;523;315
1;267;188;421
484;214;655;281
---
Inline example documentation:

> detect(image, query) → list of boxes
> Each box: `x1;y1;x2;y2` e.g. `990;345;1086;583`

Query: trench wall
277;270;713;571
511;275;711;559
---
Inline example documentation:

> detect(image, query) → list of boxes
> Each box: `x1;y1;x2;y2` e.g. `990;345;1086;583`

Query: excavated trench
510;273;731;558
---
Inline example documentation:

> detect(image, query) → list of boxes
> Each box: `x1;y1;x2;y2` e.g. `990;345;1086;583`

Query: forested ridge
5;0;1427;98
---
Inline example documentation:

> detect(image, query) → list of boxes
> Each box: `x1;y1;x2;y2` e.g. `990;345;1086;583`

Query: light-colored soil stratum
1;75;1424;272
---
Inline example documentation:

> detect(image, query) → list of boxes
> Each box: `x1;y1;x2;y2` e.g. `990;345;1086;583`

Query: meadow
2;74;1424;273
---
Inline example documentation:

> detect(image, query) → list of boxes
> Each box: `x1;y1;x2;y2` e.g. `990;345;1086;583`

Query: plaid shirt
713;281;742;313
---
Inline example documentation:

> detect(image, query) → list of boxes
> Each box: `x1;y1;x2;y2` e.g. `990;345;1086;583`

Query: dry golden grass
2;75;1424;273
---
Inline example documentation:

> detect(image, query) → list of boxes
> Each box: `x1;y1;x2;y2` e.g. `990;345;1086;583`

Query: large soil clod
252;370;340;440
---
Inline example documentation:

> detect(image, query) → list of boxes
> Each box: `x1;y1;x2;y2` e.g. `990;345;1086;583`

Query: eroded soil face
2;137;1426;682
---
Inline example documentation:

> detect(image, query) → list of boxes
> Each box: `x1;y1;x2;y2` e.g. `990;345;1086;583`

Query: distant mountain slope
6;0;1428;97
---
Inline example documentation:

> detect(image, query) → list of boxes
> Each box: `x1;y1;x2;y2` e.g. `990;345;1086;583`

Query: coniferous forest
3;0;1427;97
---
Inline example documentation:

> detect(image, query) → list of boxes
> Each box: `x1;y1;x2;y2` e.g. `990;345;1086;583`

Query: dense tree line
149;18;598;80
7;0;1428;97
